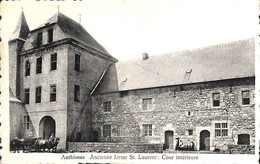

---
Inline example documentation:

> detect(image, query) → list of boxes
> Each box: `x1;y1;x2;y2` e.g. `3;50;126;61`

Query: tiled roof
9;11;30;41
34;12;112;57
95;38;255;93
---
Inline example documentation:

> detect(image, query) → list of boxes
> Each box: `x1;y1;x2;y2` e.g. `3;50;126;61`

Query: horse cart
10;137;60;153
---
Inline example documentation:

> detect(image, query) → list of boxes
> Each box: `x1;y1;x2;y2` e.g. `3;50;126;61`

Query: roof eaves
95;75;255;95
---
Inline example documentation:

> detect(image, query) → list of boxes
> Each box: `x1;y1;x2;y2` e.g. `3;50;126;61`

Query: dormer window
37;32;42;45
32;32;42;47
48;28;53;43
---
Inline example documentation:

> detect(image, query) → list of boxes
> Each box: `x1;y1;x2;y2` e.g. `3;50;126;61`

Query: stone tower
9;10;30;98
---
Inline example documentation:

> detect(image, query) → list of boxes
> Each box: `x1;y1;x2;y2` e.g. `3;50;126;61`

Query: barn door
165;131;174;149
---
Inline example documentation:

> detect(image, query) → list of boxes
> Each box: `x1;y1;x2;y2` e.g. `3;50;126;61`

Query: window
75;54;80;71
50;53;57;70
213;93;220;107
199;86;202;95
142;98;152;110
103;101;111;112
238;134;250;145
103;125;111;137
242;90;250;105
24;88;30;104
37;32;42;46
188;130;193;136
32;32;42;47
74;85;80;102
36;57;42;74
120;91;128;98
23;115;30;129
25;60;30;76
48;28;53;43
117;125;122;136
35;86;41;103
50;84;56;102
143;124;152;136
215;123;228;137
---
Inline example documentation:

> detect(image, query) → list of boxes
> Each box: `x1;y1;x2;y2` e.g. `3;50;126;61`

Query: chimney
142;53;149;60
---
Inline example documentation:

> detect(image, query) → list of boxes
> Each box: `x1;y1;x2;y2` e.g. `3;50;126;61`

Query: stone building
9;11;255;152
90;39;255;151
9;11;117;149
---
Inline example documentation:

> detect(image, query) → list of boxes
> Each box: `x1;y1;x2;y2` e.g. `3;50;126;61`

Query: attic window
48;28;53;43
186;69;192;73
32;32;42;47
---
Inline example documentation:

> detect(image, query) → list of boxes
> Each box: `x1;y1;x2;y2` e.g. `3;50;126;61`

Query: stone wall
68;142;163;153
228;145;255;154
66;44;115;142
9;101;31;139
91;77;255;152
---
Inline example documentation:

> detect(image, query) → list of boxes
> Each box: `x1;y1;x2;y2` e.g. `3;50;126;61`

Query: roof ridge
117;38;254;64
160;38;254;57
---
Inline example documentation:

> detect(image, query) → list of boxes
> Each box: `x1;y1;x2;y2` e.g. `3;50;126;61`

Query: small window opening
103;101;112;112
238;134;250;145
242;90;250;105
23;115;30;129
75;54;80;71
36;57;42;74
50;84;56;102
25;60;30;76
74;85;80;102
35;86;42;103
24;88;30;104
50;53;57;71
143;124;152;136
199;86;202;95
120;91;128;98
213;93;220;107
48;28;53;43
142;98;152;110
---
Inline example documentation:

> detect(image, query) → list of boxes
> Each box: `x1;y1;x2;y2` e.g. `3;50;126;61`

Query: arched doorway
39;116;56;139
200;130;210;150
165;131;174;149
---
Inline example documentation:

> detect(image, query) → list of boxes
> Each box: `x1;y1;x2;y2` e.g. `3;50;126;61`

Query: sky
1;0;258;61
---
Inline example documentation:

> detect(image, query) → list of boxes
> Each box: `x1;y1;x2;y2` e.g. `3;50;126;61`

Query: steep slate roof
95;38;255;93
9;11;30;41
33;12;112;57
